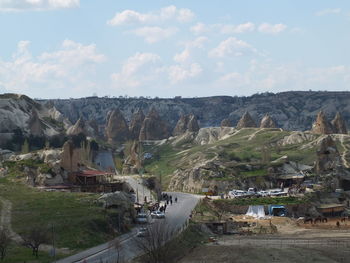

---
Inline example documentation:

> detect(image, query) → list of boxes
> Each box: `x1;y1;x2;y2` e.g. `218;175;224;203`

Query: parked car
151;211;165;219
136;227;149;237
230;190;247;198
269;190;286;197
136;213;149;224
258;191;269;197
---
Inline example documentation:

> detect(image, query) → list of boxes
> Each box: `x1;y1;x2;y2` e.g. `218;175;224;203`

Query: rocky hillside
142;127;350;193
43;91;350;131
0;94;70;141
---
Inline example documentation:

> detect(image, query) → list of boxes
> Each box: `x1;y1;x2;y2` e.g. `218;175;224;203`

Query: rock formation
315;136;341;174
331;112;348;134
129;109;145;140
311;111;334;134
122;141;141;174
173;114;199;136
60;140;82;172
139;108;170;140
66;117;86;136
28;109;44;136
105;109;130;143
236;112;256;129
67;117;99;137
221;119;232;127
260;114;277;128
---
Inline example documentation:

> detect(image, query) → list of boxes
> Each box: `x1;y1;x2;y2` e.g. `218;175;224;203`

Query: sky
0;0;349;99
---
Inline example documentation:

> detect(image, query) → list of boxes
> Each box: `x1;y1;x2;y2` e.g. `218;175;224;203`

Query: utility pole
52;223;56;262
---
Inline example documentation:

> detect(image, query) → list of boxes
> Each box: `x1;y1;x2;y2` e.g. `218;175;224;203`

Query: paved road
57;185;200;263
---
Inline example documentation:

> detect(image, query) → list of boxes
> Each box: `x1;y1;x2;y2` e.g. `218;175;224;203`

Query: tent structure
246;205;265;218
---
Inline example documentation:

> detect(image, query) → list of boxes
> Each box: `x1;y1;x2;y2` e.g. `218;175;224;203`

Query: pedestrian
164;204;167;211
170;199;173;205
175;197;178;203
167;200;169;205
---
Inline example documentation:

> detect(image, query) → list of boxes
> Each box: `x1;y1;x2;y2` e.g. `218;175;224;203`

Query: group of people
147;193;179;213
162;193;178;205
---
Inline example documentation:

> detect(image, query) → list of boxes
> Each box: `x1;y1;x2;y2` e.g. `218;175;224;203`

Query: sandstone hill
43;91;350;131
0;93;69;142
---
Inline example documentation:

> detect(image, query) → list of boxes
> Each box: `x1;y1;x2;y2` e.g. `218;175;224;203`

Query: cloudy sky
0;0;349;99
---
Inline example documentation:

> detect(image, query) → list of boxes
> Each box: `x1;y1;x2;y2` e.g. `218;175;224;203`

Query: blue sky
0;0;349;99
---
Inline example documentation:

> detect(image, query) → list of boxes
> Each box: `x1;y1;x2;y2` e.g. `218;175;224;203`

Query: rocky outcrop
331;112;348;134
173;114;199;136
139;108;170;140
66;117;98;137
0;93;67;138
66;117;86;136
60;140;82;172
260;114;277;128
129;109;145;140
315;136;341;174
236;112;256;129
311;111;334;134
122;141;141;174
28;109;44;136
221;119;232;127
105;109;130;143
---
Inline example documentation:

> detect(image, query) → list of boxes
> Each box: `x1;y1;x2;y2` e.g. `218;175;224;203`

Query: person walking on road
175;197;178;203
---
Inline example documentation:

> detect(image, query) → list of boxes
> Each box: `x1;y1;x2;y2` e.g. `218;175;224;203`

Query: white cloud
131;26;178;43
111;52;161;88
0;0;79;11
190;22;210;35
219;22;255;34
168;63;202;83
258;23;287;34
208;37;257;58
174;49;191;63
190;22;255;35
0;39;105;96
316;8;341;16
174;36;208;63
107;5;194;26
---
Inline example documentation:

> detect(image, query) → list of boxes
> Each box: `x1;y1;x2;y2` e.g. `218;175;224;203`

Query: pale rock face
0;93;67;138
279;131;317;146
105;109;130;143
221;118;232;127
260;114;277;128
66;117;86;136
315;135;341;173
139;108;170;141
173;114;199;136
311;111;334;134
129;109;145;140
122;141;141;174
331;112;348;134
66;117;98;137
236;112;256;129
60;141;82;172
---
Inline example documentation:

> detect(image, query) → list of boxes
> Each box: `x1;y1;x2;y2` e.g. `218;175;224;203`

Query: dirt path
339;135;349;168
247;128;262;141
0;197;23;243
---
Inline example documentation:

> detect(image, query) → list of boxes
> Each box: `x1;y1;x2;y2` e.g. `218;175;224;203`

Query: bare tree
109;238;123;263
0;228;11;261
133;221;173;263
22;226;49;258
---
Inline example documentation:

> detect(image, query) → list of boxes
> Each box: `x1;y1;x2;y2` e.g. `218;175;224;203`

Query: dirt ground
232;215;350;237
179;245;350;263
180;216;350;263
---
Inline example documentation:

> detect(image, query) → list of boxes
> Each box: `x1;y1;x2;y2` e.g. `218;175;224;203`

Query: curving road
56;180;200;263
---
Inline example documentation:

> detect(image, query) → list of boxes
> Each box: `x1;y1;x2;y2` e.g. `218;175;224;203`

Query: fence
222;237;350;249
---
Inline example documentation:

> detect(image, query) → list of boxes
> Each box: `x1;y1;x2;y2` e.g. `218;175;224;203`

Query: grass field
0;176;116;263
